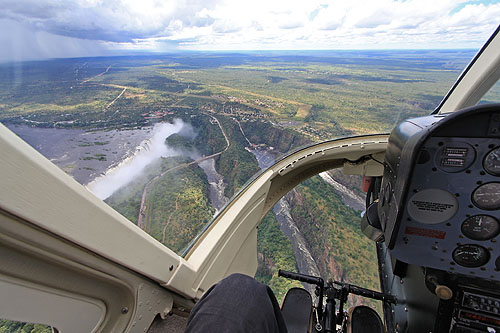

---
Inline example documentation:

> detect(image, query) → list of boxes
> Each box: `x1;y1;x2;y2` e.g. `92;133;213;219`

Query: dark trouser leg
185;273;287;333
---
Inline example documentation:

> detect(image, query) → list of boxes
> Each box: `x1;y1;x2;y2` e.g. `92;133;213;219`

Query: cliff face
241;120;311;153
239;119;380;309
285;176;381;309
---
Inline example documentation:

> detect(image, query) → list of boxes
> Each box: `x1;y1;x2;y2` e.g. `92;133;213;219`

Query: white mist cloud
86;119;189;200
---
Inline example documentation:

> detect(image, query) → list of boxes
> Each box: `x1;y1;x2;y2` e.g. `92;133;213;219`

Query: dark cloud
0;18;112;62
0;0;67;20
1;0;221;43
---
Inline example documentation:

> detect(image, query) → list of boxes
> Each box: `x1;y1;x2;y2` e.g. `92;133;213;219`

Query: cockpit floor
148;314;188;333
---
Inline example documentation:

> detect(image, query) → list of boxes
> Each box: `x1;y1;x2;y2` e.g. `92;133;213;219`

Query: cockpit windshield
480;79;500;104
1;3;499;327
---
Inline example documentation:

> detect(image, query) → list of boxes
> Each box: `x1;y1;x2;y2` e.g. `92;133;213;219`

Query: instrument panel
451;288;500;332
379;104;500;281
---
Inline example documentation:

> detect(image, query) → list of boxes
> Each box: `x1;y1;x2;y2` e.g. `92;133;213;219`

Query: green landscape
0;51;475;134
0;49;489;330
0;320;51;333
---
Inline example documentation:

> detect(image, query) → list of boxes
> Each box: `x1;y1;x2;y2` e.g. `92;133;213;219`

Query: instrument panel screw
121;307;129;314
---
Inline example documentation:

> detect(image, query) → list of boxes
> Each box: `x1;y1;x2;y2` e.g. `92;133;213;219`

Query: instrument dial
484;147;500;176
461;215;500;241
452;244;490;268
472;182;500;210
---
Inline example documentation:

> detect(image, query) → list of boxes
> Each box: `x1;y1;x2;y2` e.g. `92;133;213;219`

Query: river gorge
6;120;366;300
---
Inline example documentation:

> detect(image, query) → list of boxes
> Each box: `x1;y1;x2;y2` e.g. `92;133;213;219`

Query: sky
1;0;499;61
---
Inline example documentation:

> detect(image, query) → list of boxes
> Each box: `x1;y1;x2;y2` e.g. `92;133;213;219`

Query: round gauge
461;215;500;241
484;147;500;176
472;182;500;210
452;244;490;268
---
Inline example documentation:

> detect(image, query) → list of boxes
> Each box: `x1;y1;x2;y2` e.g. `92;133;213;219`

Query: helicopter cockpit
0;17;499;333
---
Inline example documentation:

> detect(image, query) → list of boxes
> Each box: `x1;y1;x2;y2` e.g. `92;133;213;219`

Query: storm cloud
1;0;499;61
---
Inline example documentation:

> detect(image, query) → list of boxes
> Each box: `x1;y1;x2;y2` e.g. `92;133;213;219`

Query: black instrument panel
451;288;500;332
379;104;500;280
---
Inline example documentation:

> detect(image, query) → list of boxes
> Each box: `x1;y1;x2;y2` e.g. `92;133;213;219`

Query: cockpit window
0;2;498;311
479;78;500;105
1;50;475;258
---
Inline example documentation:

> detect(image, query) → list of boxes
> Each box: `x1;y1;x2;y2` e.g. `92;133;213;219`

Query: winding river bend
235;114;322;294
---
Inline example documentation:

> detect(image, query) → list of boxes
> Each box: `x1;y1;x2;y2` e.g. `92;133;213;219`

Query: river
318;172;365;211
248;144;367;299
197;158;229;214
250;147;321;296
5;124;152;185
6;122;359;292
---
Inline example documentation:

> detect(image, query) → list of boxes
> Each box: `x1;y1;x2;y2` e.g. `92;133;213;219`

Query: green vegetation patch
106;156;214;255
215;117;261;198
290;175;380;310
0;319;51;333
146;161;214;254
256;212;302;303
80;153;107;161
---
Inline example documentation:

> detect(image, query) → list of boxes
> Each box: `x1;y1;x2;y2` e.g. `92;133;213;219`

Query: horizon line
0;48;479;64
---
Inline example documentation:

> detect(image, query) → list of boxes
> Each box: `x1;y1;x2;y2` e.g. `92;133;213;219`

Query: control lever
279;269;397;332
278;269;324;286
278;269;397;304
336;281;397;304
